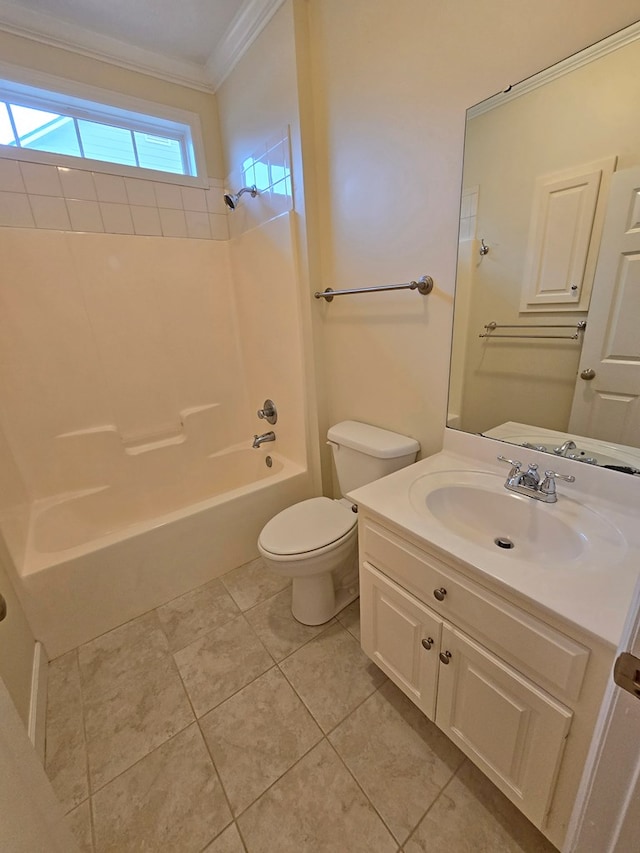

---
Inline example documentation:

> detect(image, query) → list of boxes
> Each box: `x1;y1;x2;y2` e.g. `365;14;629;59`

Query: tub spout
252;431;276;448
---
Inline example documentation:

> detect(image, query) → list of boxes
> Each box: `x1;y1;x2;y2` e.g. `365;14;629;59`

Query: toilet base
291;575;359;626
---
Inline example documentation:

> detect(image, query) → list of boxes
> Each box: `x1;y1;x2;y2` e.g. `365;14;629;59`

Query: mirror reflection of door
449;21;640;468
569;167;640;444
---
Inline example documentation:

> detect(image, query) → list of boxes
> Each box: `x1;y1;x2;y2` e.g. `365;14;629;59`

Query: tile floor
45;556;558;852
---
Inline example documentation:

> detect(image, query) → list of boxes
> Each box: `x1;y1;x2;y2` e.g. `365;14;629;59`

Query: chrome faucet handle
540;469;576;499
543;470;576;483
497;455;522;484
497;455;522;470
257;399;277;425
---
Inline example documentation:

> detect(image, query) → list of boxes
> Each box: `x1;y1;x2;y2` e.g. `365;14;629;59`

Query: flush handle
433;587;447;602
421;637;434;651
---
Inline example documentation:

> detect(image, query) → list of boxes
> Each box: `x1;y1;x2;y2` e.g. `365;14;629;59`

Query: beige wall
0;30;223;178
303;0;640;473
458;37;640;434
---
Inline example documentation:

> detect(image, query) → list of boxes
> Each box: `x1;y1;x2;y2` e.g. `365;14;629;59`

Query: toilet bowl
258;497;359;625
258;421;420;626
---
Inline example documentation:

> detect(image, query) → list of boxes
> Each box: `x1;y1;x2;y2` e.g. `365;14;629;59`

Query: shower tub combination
8;431;309;657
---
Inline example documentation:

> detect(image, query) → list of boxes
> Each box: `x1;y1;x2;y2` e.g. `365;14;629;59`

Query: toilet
258;421;420;625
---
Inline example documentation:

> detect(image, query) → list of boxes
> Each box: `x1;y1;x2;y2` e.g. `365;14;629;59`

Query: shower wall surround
0;228;249;503
0;158;229;240
226;129;293;239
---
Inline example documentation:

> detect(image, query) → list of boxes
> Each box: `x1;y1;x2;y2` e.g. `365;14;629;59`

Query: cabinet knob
580;368;596;381
439;650;452;665
433;587;447;601
421;637;434;651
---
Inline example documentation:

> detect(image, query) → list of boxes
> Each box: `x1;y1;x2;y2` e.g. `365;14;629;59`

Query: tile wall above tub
0;158;229;240
226;129;293;239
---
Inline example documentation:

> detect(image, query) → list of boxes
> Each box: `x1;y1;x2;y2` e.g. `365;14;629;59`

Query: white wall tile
185;210;211;239
241;163;255;188
19;162;62;196
0;191;34;227
58;168;96;201
29;195;71;230
100;202;134;234
66;199;104;232
205;187;227;216
93;173;127;204
253;159;270;192
131;205;162;236
125;178;156;207
159;208;187;238
0;155;225;240
0;159;25;193
208;213;229;241
267;142;287;184
181;186;207;212
154;182;183;209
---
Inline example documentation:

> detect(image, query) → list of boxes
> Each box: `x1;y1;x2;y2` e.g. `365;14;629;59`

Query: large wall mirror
448;20;640;473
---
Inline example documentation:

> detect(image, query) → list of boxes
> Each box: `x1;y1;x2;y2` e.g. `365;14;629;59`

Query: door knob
580;368;596;380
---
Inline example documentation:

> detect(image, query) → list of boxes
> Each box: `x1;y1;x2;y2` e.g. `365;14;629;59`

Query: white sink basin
409;470;626;567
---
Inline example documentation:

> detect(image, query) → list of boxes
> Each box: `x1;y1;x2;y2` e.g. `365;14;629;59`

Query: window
0;73;202;180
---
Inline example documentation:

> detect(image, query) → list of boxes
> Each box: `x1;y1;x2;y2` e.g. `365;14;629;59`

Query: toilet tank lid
327;421;420;459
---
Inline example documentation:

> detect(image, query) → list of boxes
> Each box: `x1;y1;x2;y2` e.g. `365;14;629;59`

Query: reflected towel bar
479;320;587;340
315;275;434;302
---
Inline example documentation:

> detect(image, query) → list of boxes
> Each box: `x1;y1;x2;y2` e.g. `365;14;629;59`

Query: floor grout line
46;561;554;853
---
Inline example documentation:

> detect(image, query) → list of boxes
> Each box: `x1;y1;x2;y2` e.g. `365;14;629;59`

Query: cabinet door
436;624;572;827
360;562;441;720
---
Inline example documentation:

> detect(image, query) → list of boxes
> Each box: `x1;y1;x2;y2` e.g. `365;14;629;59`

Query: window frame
0;62;208;187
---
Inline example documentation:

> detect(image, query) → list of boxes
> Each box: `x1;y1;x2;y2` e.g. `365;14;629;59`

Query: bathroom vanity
349;430;639;850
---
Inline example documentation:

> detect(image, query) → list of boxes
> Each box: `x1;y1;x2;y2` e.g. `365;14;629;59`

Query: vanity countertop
349;430;640;647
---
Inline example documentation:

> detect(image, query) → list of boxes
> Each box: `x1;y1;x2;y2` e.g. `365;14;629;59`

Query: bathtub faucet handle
257;399;277;425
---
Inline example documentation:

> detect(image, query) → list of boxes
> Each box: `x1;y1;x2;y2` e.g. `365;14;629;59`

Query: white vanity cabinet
358;511;615;848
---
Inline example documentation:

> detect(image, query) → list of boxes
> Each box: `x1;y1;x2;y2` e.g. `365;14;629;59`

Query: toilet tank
327;421;420;495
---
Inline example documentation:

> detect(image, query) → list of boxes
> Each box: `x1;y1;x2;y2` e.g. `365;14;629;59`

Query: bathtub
12;445;311;657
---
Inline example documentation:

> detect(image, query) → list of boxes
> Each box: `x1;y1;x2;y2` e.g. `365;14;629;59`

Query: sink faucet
554;439;577;457
252;431;276;449
497;456;575;503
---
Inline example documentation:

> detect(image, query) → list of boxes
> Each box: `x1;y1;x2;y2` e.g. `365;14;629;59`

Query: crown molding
0;0;213;92
468;20;640;119
206;0;286;91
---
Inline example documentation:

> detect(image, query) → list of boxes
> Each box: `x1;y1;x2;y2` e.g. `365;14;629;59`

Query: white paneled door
567;572;640;852
569;167;640;445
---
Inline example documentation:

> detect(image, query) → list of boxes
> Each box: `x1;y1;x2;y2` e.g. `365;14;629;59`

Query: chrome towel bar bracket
314;275;433;302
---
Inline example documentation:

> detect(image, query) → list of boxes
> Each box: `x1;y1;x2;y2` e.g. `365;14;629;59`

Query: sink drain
494;536;515;550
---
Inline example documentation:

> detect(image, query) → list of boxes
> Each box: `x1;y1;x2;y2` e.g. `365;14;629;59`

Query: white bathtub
14;446;310;657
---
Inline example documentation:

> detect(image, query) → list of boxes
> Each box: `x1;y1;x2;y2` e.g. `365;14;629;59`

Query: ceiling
0;0;284;90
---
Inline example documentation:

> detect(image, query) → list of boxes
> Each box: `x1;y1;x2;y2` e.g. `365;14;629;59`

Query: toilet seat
258;497;356;556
